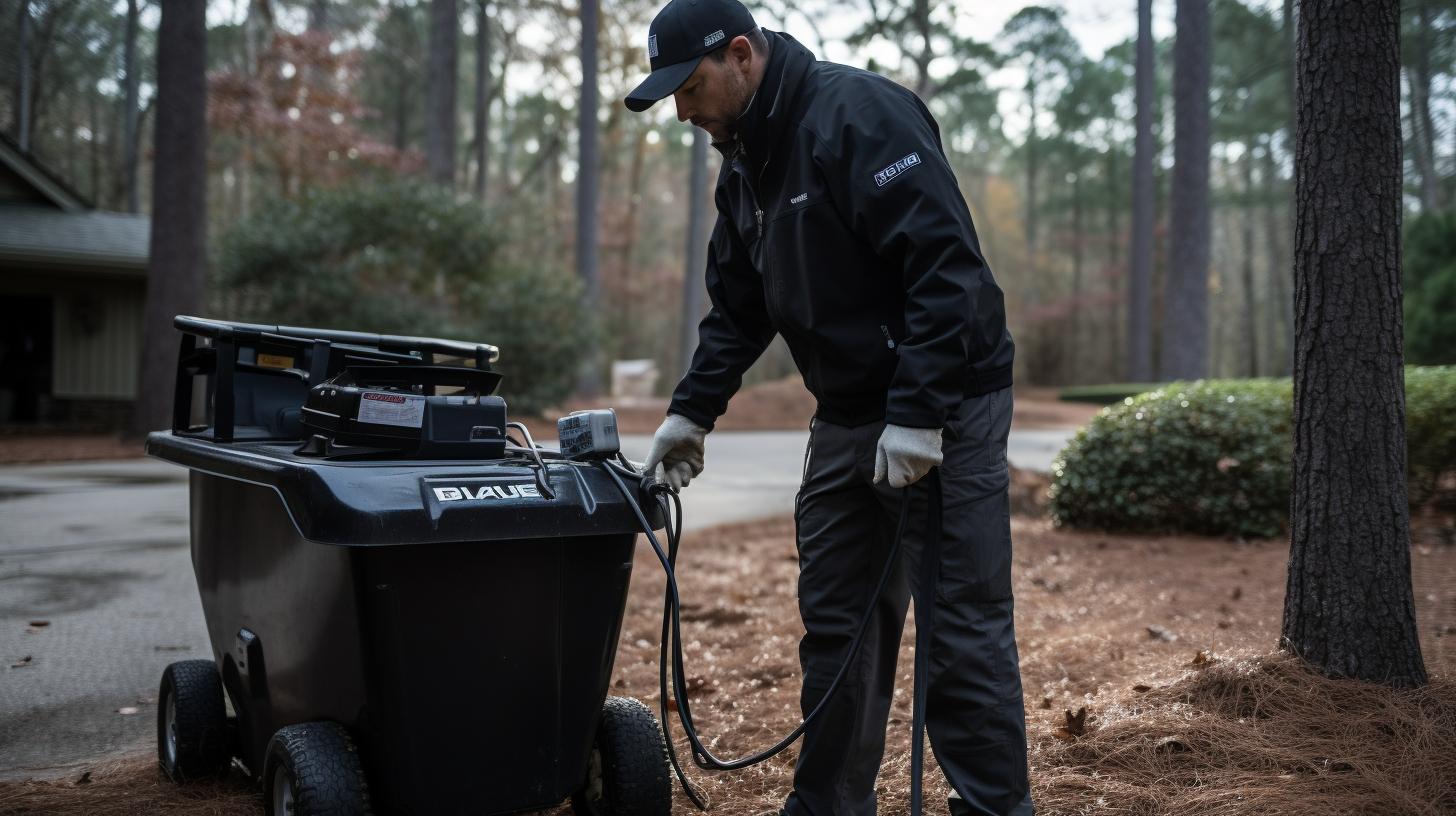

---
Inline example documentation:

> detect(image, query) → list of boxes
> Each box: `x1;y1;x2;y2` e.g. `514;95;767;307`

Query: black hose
600;459;942;814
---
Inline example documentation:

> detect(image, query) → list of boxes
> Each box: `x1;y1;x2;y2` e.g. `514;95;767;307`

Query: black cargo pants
781;387;1033;816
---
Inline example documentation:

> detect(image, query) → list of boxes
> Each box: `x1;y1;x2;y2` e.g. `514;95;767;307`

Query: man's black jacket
668;31;1015;431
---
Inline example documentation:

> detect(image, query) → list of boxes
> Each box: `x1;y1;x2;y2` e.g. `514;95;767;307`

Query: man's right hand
643;414;709;490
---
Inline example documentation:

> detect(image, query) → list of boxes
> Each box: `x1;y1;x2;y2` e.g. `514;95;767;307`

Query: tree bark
1106;146;1121;378
1406;0;1442;211
1242;142;1258;377
1024;84;1039;302
1282;0;1426;688
911;0;933;99
1160;0;1210;381
1263;138;1292;377
123;0;141;213
1070;169;1083;381
1128;0;1155;383
576;0;601;395
132;0;207;436
472;0;491;202
681;129;710;378
16;1;32;152
308;0;328;31
426;0;459;186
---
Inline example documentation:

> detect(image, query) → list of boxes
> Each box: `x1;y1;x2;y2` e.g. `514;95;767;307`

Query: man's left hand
873;424;943;488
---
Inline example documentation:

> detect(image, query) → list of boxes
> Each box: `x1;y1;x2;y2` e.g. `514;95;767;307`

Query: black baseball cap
624;0;757;112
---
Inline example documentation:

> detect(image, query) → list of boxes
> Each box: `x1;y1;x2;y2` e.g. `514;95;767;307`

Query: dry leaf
1155;735;1189;754
75;771;92;785
28;620;49;627
1054;706;1088;741
1147;625;1177;642
1190;650;1212;667
1039;696;1053;709
10;655;32;668
1132;684;1152;693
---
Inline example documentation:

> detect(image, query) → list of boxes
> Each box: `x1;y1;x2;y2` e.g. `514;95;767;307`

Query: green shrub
1049;379;1294;538
213;182;596;414
1405;366;1456;505
1403;211;1456;365
1059;382;1168;405
1051;368;1456;537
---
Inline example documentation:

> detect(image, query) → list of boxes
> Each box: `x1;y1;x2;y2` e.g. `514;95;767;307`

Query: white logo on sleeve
874;152;922;187
790;193;808;204
704;29;725;46
648;34;659;59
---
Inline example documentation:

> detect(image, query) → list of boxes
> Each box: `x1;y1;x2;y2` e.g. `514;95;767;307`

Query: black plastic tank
146;317;669;815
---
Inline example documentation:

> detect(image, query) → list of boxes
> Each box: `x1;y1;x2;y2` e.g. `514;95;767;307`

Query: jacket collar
713;30;816;169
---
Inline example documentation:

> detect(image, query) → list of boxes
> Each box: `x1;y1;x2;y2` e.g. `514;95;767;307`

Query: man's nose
673;95;690;123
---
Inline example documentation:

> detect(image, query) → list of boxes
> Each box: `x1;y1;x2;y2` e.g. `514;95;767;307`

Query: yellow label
257;353;295;369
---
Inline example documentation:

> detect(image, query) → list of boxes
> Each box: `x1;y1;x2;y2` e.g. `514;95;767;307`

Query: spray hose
600;460;943;814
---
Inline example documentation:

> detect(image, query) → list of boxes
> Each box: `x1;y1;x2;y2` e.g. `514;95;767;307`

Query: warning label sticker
356;390;425;428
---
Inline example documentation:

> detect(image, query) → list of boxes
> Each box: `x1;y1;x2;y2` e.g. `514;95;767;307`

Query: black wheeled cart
145;316;670;816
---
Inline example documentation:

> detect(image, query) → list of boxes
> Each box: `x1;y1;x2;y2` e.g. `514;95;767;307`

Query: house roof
0;132;90;212
0;132;150;274
0;206;150;272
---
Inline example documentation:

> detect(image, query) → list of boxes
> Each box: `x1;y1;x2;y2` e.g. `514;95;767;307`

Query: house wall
0;271;145;401
52;283;144;399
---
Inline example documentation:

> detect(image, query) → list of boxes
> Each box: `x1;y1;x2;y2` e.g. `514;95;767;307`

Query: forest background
1;0;1453;409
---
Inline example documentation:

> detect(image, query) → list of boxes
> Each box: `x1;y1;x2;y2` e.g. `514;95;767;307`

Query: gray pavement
0;426;1075;780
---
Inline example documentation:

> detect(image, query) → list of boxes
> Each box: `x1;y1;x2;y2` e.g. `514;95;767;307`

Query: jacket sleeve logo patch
873;152;922;187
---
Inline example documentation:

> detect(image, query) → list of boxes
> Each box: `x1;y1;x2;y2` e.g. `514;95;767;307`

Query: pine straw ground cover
3;507;1453;815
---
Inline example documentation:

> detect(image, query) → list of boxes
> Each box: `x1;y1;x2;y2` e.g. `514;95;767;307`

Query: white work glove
873;424;944;488
643;414;709;490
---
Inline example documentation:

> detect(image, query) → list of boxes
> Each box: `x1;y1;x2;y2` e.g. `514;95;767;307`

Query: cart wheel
571;696;672;816
157;660;229;783
263;721;372;816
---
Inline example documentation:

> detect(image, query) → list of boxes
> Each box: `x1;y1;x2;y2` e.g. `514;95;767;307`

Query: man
626;2;1033;814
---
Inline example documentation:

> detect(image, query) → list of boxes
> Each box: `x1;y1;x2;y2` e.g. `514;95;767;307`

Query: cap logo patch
704;29;725;47
648;33;659;58
874;152;922;187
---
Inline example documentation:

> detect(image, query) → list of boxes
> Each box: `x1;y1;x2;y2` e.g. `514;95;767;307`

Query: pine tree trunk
132;0;207;436
16;1;32;152
1106;147;1121;380
1128;0;1155;383
473;0;491;202
1407;0;1442;211
123;0;141;213
681;129;710;379
1024;90;1039;303
308;0;328;31
1242;143;1258;377
576;0;601;395
1161;0;1210;380
1282;0;1426;688
426;0;459;186
1070;170;1083;382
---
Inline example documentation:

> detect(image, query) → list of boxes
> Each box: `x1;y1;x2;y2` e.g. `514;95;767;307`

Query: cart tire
263;721;372;816
571;696;672;816
157;660;229;783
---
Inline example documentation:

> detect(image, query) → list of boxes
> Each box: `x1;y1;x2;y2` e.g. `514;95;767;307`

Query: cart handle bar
173;315;500;364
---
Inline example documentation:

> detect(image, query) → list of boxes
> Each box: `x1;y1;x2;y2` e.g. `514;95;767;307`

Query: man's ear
727;34;754;72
